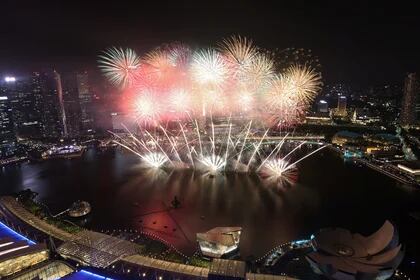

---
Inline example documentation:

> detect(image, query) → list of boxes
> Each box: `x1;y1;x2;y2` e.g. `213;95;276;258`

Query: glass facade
77;71;95;134
0;92;16;158
0;250;49;277
12;261;74;280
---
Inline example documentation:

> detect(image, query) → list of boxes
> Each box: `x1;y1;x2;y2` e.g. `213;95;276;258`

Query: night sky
1;0;420;86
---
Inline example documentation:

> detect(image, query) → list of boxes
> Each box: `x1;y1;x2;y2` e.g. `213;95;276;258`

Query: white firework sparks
169;89;192;113
235;88;255;112
246;53;275;87
98;47;140;88
167;43;192;68
219;35;258;78
110;119;329;182
134;91;161;124
198;154;226;174
265;75;295;109
262;158;293;177
191;49;229;86
99;36;324;127
142;152;167;169
286;65;322;104
144;49;175;72
263;74;303;125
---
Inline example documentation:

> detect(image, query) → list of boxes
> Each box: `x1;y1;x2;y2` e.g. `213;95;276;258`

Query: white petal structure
306;220;404;280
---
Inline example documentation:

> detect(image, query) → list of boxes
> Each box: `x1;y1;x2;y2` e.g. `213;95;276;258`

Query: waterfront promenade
0;196;212;273
0;196;74;241
0;195;300;280
0;196;143;268
0;219;113;280
354;158;417;186
328;145;419;188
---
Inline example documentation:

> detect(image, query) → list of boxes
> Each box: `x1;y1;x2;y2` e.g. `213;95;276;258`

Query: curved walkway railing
0;196;75;241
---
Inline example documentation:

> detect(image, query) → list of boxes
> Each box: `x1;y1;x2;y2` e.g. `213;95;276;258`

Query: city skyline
0;3;419;280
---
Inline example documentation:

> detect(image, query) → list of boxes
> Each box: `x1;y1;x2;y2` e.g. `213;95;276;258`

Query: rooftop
197;227;241;247
122;254;209;278
58;230;143;268
209;259;246;278
307;220;403;279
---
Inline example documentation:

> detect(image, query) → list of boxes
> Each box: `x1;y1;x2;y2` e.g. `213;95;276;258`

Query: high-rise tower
400;73;419;126
77;71;94;134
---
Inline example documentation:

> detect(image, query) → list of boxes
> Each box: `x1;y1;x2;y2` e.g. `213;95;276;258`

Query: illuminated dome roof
306;220;403;280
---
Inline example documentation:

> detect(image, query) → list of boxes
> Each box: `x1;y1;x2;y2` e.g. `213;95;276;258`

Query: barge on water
41;145;85;160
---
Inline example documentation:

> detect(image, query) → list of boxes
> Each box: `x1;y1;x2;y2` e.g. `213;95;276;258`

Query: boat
41;145;85;160
68;201;91;218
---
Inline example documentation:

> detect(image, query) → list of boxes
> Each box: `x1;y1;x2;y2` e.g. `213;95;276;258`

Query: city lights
0;4;418;280
4;76;16;82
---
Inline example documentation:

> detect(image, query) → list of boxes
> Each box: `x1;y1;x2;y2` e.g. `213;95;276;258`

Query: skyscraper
0;80;16;158
0;73;64;141
337;96;347;116
61;72;82;137
317;100;328;113
77;71;94;134
400;73;420;126
54;71;68;137
33;72;63;138
1;76;43;138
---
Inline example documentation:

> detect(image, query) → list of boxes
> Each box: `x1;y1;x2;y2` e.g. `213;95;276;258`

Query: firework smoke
98;36;322;126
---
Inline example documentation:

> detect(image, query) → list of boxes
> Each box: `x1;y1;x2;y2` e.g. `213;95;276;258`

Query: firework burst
167;43;192;68
110;119;329;183
191;49;229;86
133;90;161;124
98;47;140;88
100;36;323;127
144;49;174;74
219;36;258;80
246;53;275;87
286;65;322;105
169;89;192;113
198;154;226;175
262;158;292;177
259;158;298;188
142;152;167;169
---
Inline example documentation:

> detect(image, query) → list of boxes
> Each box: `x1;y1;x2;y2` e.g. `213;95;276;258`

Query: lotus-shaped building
197;227;242;258
306;220;403;280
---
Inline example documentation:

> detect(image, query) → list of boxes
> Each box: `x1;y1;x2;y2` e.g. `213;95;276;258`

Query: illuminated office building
0;88;16;158
317;100;328;113
77;71;95;134
337;96;347;116
400;73;420;126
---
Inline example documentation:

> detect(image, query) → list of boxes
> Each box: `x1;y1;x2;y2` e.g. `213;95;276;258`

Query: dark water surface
1;148;419;260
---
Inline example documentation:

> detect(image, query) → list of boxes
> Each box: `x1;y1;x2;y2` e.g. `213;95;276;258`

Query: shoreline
0;196;210;271
327;144;419;189
0;195;302;279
